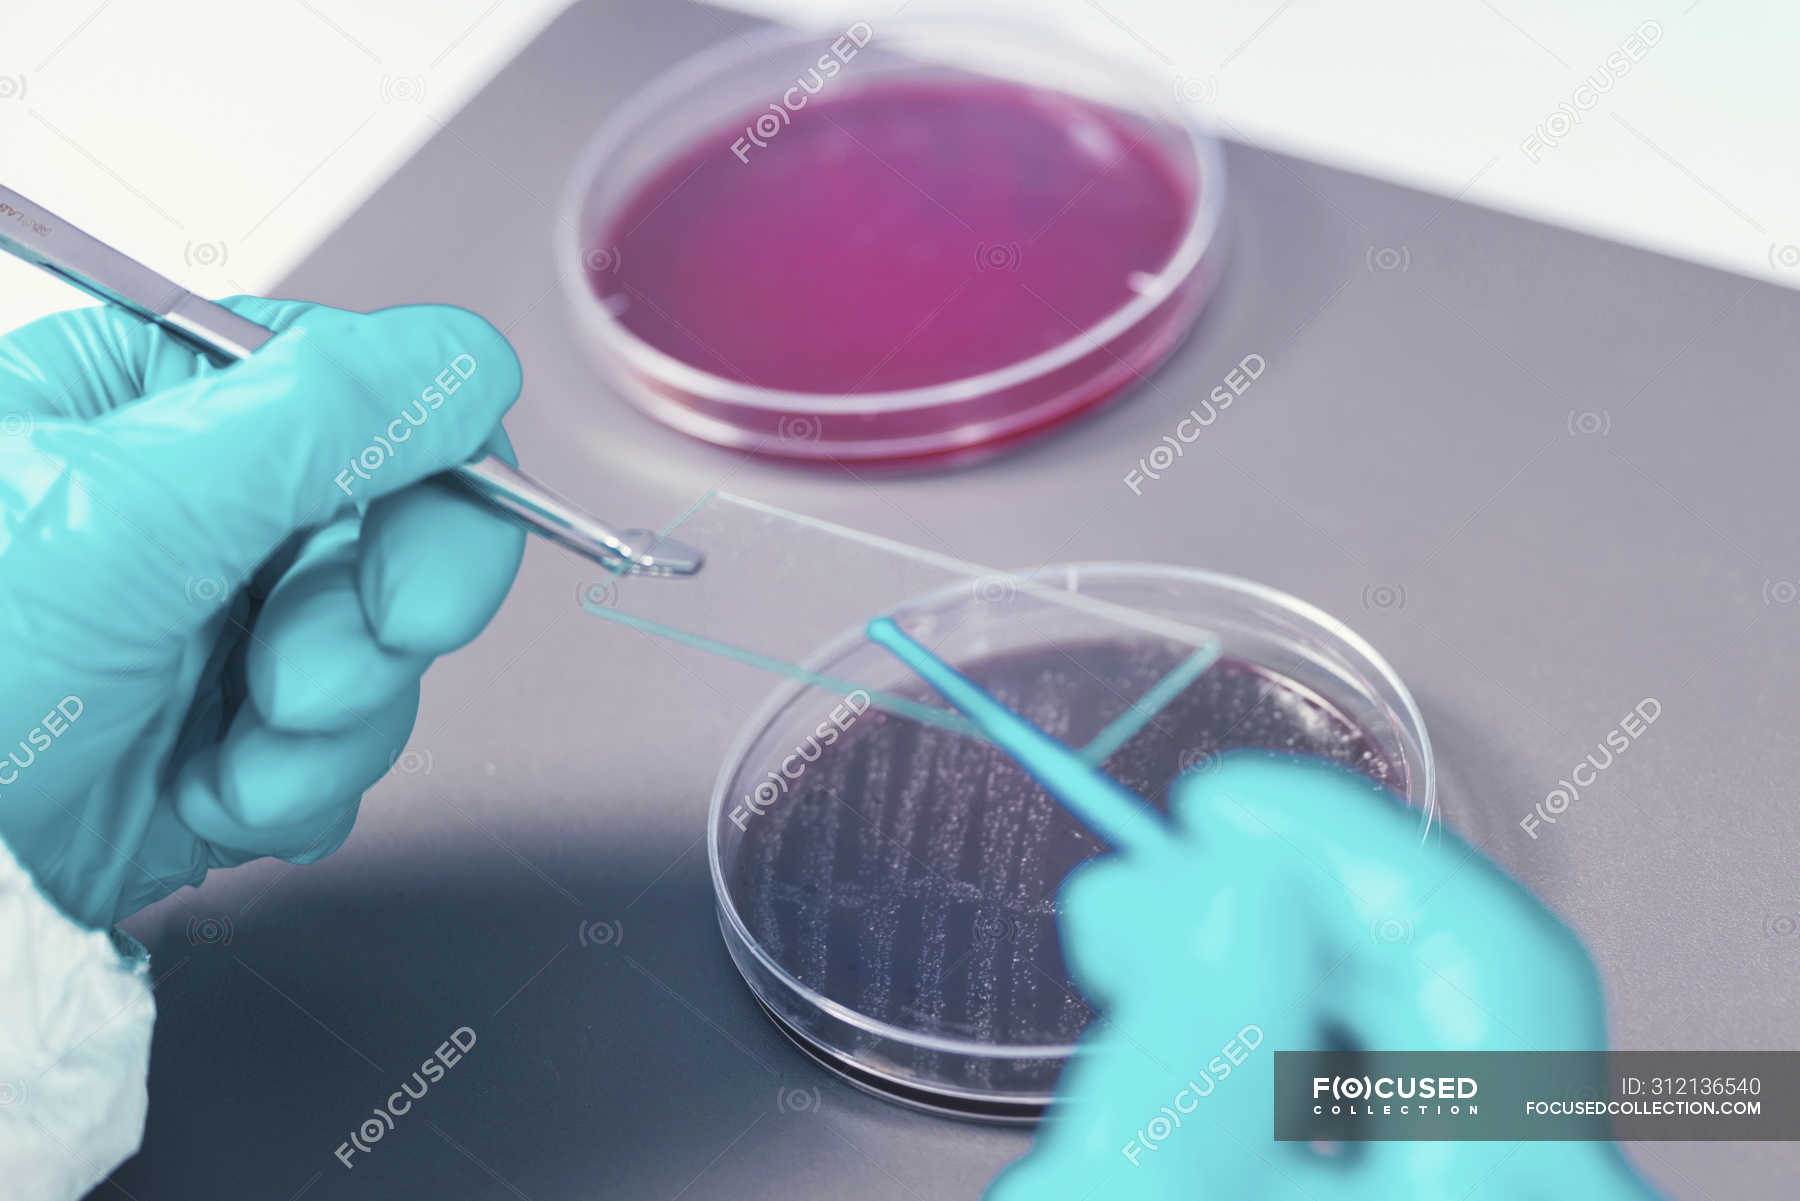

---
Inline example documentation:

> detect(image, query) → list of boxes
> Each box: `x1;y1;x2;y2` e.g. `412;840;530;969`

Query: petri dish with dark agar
708;565;1434;1120
559;23;1226;462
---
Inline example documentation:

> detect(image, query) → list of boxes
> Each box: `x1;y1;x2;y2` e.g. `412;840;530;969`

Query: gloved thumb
20;303;521;630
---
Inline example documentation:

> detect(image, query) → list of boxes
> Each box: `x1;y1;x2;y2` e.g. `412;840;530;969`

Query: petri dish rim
555;19;1229;419
705;562;1438;1068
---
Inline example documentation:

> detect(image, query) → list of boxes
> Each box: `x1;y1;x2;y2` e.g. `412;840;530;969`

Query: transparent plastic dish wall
578;494;1434;1120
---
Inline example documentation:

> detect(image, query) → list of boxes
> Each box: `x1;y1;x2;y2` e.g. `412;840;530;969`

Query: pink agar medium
585;77;1204;458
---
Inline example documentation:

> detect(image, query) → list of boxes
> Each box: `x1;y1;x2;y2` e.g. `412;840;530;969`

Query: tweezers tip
617;530;704;576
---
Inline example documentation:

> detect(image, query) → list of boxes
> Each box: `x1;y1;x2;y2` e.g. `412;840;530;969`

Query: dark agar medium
708;565;1434;1121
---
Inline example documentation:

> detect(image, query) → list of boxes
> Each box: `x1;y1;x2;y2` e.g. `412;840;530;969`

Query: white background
2;0;1797;334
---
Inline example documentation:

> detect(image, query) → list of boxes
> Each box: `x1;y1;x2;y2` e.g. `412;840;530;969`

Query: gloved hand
0;297;524;929
988;754;1662;1200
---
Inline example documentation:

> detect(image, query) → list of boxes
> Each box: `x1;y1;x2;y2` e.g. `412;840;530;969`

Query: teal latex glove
869;619;1657;1199
988;754;1662;1200
0;297;525;929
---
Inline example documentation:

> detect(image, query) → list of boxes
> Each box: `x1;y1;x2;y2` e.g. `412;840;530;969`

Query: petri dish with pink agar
558;23;1226;462
706;564;1434;1120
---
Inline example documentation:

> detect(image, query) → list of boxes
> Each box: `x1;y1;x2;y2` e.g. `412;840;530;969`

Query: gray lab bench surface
111;2;1800;1197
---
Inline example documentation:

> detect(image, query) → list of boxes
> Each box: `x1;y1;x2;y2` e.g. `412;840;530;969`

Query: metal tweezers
0;183;702;577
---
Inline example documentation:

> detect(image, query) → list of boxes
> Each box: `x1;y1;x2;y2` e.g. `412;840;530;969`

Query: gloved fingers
1173;753;1419;855
0;296;316;420
1056;855;1156;1004
24;302;522;633
1174;755;1608;1051
1005;759;1626;1201
989;1007;1277;1200
245;425;522;731
1327;885;1609;1054
1174;753;1592;975
141;296;318;396
172;680;417;860
205;802;361;870
1172;754;1438;926
244;516;431;734
0;307;140;423
1057;839;1337;1022
984;1030;1171;1199
1168;758;1457;1046
112;800;214;915
355;424;525;656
